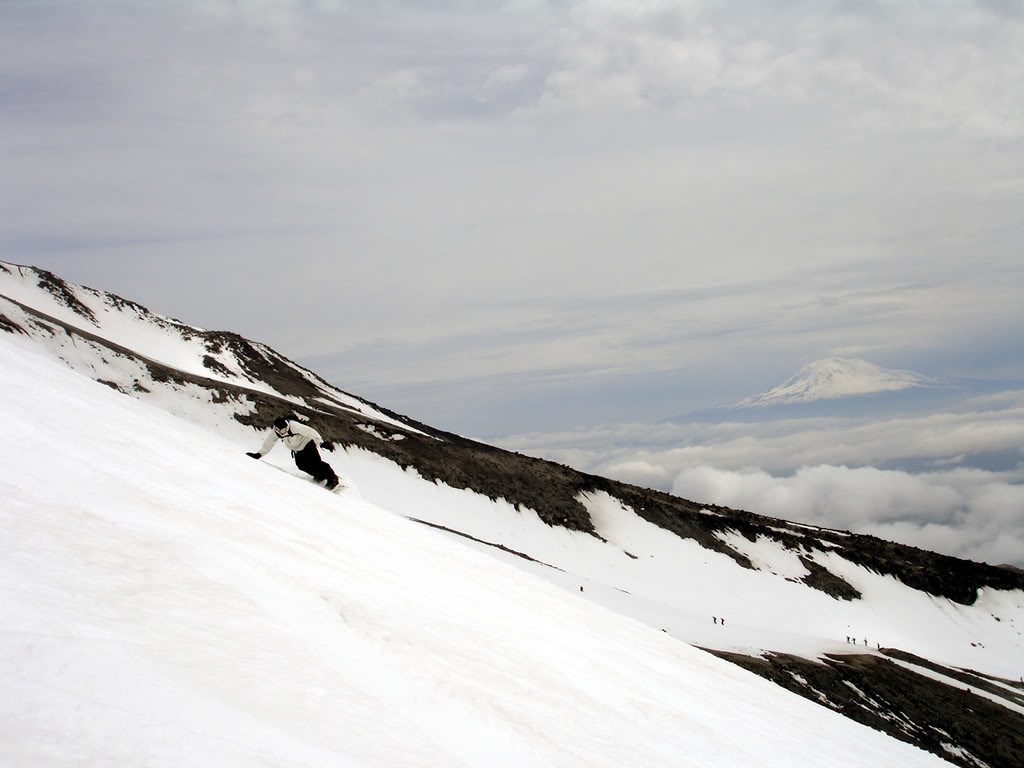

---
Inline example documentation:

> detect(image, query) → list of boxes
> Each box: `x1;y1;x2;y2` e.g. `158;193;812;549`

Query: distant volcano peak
738;357;933;407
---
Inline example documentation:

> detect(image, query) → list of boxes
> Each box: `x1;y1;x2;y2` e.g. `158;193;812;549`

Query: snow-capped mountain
738;357;934;408
3;261;1023;768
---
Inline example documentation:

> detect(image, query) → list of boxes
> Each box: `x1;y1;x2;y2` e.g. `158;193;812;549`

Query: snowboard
323;479;347;494
261;461;346;494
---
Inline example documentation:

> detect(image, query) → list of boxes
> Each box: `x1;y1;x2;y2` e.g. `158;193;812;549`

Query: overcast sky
3;1;1023;562
3;0;1021;431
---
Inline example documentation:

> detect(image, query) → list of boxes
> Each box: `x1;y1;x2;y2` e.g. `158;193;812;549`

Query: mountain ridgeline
2;262;1018;605
3;260;1023;768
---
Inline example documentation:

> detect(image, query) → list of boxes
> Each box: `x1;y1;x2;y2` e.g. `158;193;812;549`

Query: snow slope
1;263;1021;684
738;357;933;407
0;337;955;767
353;471;1023;681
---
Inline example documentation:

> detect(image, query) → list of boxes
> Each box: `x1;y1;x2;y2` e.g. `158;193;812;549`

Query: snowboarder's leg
294;442;339;486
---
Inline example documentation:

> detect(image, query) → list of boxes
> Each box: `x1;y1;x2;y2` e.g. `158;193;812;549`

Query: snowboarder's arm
256;431;279;457
288;421;322;444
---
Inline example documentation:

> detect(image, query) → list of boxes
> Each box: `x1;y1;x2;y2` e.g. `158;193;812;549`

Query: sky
2;1;1022;561
0;335;1016;765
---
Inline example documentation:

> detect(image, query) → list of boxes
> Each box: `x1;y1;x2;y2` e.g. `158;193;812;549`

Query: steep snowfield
0;335;956;766
738;357;933;407
328;452;1022;681
2;264;1021;686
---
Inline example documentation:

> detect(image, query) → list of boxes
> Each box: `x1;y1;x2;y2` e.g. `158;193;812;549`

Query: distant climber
247;416;342;490
713;617;718;625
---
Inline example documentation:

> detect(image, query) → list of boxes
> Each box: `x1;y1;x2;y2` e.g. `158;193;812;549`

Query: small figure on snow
247;416;342;490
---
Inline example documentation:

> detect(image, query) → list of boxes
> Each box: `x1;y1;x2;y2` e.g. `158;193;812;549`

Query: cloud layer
498;391;1024;566
672;464;1024;567
1;1;1021;442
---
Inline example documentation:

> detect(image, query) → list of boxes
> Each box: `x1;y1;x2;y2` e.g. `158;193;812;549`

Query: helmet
273;417;289;435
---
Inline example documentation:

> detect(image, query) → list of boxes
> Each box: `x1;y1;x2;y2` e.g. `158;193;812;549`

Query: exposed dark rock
107;293;156;318
799;555;862;601
198;332;325;400
239;396;598;532
708;649;1024;768
34;269;98;325
202;354;235;378
881;649;1024;706
837;537;1022;605
28;317;57;337
0;312;25;334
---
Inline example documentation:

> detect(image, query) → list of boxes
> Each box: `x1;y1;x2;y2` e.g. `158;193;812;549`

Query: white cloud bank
672;464;1024;567
503;397;1024;479
498;394;1024;566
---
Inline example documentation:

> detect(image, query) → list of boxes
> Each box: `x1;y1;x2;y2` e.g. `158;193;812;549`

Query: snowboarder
247;417;342;490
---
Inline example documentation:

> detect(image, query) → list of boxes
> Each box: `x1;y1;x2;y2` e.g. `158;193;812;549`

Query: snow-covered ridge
738;357;933;407
0;261;422;434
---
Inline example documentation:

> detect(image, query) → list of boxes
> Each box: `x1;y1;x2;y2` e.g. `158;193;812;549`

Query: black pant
293;442;337;484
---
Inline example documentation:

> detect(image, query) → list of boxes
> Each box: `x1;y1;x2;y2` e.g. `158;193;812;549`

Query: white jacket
258;420;323;456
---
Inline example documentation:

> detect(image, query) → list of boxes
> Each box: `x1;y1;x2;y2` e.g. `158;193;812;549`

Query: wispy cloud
1;0;1021;440
530;1;1024;139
